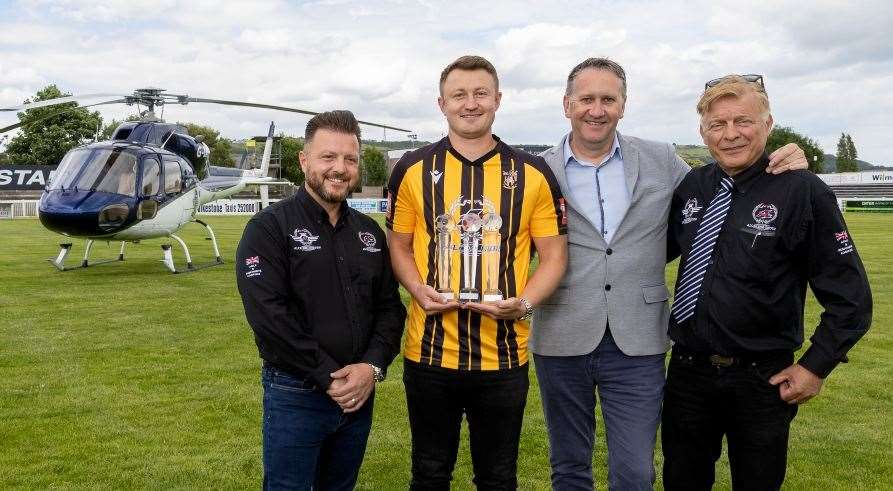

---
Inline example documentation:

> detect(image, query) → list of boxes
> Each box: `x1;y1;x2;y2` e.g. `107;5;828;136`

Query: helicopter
0;88;411;273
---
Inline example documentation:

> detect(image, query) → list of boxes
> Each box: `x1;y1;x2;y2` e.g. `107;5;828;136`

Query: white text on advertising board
0;166;58;189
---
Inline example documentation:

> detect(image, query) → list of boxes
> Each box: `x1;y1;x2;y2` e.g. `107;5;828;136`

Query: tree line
0;84;391;186
679;126;863;175
2;85;863;180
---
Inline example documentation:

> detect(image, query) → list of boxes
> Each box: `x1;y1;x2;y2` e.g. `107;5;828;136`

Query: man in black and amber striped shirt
387;55;568;489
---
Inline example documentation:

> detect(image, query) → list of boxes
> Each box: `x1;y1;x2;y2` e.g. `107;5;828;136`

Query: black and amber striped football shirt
387;136;567;370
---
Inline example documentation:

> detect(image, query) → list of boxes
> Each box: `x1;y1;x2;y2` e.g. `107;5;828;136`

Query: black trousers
661;349;799;491
403;360;529;491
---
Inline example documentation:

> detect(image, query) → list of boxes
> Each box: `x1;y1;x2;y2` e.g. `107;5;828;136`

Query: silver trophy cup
481;213;503;302
434;214;455;301
458;212;482;302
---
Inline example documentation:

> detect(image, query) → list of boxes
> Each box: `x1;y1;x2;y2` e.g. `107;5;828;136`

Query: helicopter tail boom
253;121;275;179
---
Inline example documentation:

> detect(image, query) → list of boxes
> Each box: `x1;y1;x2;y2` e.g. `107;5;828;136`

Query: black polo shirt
236;186;406;388
667;154;872;378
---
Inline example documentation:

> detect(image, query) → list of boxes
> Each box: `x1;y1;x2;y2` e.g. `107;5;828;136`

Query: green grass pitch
0;213;889;489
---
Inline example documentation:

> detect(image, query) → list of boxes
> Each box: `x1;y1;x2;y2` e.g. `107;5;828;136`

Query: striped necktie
671;176;734;323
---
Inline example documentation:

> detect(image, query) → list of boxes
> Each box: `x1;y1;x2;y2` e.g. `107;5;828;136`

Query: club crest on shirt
835;230;854;255
430;168;444;185
290;228;321;251
502;169;518;190
681;198;703;224
746;203;778;232
358;231;381;252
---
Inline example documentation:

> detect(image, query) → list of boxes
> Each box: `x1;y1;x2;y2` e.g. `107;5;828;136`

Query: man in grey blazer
530;58;807;490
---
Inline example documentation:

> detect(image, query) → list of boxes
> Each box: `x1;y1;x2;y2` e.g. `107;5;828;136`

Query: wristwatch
518;297;534;321
366;363;385;382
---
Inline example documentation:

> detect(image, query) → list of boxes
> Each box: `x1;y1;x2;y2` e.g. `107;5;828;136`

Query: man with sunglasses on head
531;60;809;490
661;74;872;490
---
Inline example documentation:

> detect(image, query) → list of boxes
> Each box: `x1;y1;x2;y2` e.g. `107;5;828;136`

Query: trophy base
482;292;503;302
438;290;455;301
458;288;480;302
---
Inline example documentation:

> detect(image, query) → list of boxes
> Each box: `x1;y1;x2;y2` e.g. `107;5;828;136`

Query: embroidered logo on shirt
746;203;778;232
359;231;381;252
502;169;518;190
290;228;321;251
244;256;262;278
430;169;443;185
681;198;703;224
835;230;854;255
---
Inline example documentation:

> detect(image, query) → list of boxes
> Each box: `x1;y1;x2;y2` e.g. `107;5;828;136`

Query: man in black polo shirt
236;110;406;490
662;75;872;490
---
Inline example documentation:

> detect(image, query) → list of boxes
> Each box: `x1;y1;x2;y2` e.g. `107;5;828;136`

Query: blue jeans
534;329;666;490
261;365;373;491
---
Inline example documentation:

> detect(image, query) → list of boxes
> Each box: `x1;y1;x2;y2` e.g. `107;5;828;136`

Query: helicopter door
162;158;184;197
137;156;162;219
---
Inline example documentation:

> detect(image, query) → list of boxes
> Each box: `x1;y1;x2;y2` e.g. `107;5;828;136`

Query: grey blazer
530;133;690;357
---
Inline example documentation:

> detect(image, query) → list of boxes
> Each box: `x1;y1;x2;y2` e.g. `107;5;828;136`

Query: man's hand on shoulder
769;363;824;404
465;297;527;320
327;363;376;413
767;143;808;174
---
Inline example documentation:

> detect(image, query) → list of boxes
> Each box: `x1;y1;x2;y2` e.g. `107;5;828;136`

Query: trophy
458;212;482;302
434;214;455;301
481;213;503;302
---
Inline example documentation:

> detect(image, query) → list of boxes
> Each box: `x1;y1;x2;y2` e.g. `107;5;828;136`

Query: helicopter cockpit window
48;149;91;190
65;148;139;195
111;127;132;140
94;152;138;196
141;158;161;196
163;160;183;194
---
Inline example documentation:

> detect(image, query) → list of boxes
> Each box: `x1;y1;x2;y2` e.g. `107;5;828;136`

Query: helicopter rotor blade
0;99;127;134
186;97;412;133
0;93;129;112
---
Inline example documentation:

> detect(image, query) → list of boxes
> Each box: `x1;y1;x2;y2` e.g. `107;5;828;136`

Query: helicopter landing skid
160;220;224;274
48;240;127;271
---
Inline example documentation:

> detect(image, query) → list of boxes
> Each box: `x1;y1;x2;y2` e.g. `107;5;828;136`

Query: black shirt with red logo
667;153;872;378
236;186;406;389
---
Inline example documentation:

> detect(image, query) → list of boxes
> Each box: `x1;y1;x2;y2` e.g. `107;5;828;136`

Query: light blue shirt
564;133;629;243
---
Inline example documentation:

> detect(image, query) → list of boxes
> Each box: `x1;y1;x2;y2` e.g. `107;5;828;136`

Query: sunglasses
704;74;765;91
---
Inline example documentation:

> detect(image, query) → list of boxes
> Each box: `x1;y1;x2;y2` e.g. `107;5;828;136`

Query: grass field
0;213;890;489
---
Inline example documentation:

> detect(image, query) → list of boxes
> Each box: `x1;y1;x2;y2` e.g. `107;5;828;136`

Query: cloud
0;0;890;165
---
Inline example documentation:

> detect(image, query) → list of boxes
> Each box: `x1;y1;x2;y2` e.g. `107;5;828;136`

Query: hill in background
223;137;889;174
675;144;890;172
819;154;890;172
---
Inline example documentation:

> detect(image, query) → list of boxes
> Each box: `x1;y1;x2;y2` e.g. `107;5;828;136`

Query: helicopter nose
39;190;136;237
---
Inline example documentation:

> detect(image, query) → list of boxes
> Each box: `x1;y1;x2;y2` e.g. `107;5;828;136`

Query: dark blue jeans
261;365;373;491
661;350;798;491
534;329;666;490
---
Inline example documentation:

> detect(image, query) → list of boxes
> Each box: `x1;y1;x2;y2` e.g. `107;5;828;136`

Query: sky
1;0;891;166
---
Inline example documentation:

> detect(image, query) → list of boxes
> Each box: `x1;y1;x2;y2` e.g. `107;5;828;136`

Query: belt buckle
709;354;734;367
